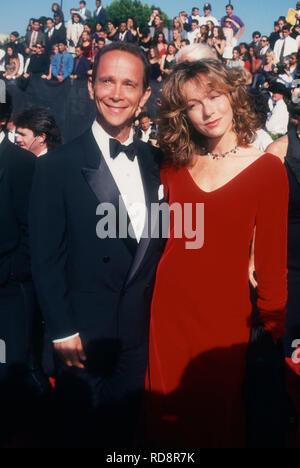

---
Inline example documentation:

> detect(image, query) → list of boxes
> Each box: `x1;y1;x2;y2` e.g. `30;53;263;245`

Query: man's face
153;9;159;16
88;50;151;139
36;44;43;54
99;31;106;38
16;127;40;154
75;47;83;57
58;43;66;53
80;1;85;8
119;22;127;32
226;6;233;16
297;2;300;10
283;28;290;38
97;40;105;49
192;8;199;16
54;16;60;25
278;20;285;30
46;20;54;30
140;116;151;131
204;8;211;17
272;92;283;102
290;54;297;65
96;0;101;7
32;21;40;31
191;21;198;31
200;25;207;35
253;34;260;44
10;34;17;42
260;36;269;48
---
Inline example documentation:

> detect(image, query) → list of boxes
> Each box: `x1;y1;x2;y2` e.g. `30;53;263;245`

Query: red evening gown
146;154;289;448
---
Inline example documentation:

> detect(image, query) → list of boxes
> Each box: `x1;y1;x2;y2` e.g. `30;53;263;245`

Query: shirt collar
0;131;5;145
92;119;134;161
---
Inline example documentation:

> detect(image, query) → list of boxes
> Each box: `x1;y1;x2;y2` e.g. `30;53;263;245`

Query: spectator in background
94;0;106;27
227;46;244;68
154;31;168;57
274;24;298;64
41;43;59;80
250;31;261;48
188;7;201;25
139;26;152;54
3;45;20;81
160;42;177;77
172;29;182;50
151;15;169;42
8;31;25;57
79;31;92;60
222;17;237;60
221;4;245;40
92;22;103;42
51;40;74;82
187;19;199;44
54;13;67;44
45;17;60;54
148;7;161;27
239;42;251;72
79;1;92;21
52;2;64;22
249;89;273;151
265;81;290;136
117;20;136;42
127;17;138;41
136;112;155;143
67;13;84;55
248;45;263;75
169;17;187;41
259;36;271;62
199;3;219;27
269;21;280;50
107;20;119;41
179;11;190;31
211;26;226;59
148;46;162;82
25;19;45;55
15;107;62;157
24;42;50;79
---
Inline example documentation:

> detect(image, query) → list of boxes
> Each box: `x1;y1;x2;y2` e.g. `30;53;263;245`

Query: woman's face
173;19;179;29
154;16;161;26
213;27;218;38
107;22;113;31
185;77;233;140
82;32;89;41
84;25;91;33
73;15;80;23
52;45;59;54
149;47;155;58
240;44;246;54
233;50;239;60
96;23;102;31
157;33;163;42
207;21;213;30
265;52;272;63
7;47;13;56
249;47;254;57
168;44;176;55
127;18;133;29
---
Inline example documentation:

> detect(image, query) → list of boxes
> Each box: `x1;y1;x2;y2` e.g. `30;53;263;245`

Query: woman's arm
214;39;225;56
254;157;289;339
160;54;166;74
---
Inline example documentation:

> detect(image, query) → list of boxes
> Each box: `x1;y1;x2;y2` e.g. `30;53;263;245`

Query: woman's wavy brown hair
157;59;261;167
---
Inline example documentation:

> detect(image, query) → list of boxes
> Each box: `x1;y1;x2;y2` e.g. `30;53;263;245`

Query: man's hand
57;75;64;83
53;335;87;368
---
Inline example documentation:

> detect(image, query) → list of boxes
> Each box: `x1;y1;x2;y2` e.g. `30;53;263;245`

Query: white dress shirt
198;15;219;26
92;120;146;242
53;120;146;344
265;98;289;135
140;127;152;143
187;28;199;44
274;36;298;63
0;131;5;145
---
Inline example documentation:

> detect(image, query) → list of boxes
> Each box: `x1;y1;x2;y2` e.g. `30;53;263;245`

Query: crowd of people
1;0;300;450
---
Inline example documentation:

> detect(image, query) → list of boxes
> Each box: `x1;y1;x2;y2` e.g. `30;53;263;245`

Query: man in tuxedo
118;20;136;42
0;85;37;444
29;42;165;447
44;17;59;54
94;0;106;26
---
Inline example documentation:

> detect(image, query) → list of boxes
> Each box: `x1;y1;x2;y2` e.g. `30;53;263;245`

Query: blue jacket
51;51;74;79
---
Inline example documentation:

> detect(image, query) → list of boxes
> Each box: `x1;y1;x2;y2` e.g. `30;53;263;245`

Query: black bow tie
109;138;136;161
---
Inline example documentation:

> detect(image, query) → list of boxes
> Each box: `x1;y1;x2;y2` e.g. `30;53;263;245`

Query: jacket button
102;256;110;263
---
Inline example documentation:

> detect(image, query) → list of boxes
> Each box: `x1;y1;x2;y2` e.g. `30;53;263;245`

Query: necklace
205;144;239;160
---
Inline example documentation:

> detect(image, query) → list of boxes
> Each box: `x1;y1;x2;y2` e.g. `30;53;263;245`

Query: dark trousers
52;340;148;448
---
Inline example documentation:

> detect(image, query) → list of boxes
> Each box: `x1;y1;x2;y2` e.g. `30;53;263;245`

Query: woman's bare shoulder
266;135;288;163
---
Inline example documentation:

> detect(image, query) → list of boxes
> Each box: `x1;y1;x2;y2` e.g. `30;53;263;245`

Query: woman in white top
67;13;84;56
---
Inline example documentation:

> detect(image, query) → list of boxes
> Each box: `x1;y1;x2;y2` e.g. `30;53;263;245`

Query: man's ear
139;86;151;111
88;79;95;101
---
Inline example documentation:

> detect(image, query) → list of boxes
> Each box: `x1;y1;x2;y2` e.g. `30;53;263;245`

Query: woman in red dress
146;60;289;448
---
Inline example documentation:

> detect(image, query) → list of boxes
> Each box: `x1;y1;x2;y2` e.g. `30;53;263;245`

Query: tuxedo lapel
125;141;161;286
81;130;137;256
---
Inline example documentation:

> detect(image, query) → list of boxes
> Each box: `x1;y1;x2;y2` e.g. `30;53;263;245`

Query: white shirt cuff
52;332;79;343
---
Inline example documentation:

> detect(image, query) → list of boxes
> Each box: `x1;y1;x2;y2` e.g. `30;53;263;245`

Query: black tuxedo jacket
45;29;60;53
94;7;106;26
0;137;36;286
29;130;165;351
